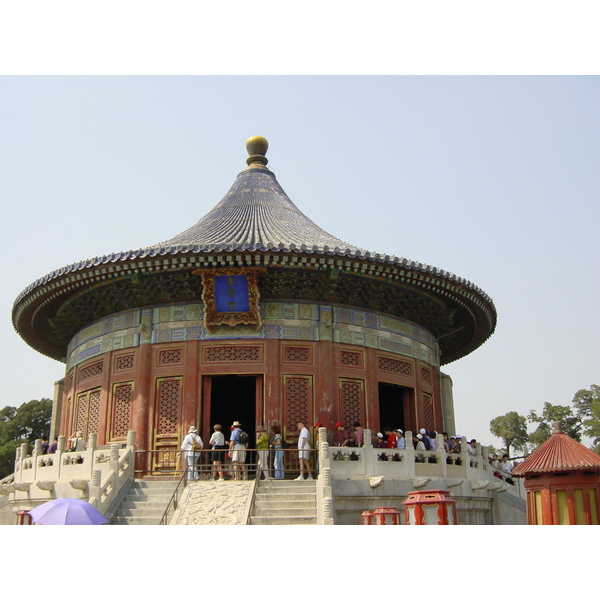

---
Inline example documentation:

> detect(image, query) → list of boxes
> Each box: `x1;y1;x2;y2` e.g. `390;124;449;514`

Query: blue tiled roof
158;165;363;253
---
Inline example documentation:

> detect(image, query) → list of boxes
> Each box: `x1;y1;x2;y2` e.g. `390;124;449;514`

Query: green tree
573;385;600;451
528;401;583;447
489;411;529;458
0;399;52;479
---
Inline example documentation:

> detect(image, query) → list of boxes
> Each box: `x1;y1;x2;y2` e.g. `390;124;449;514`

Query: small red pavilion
512;421;600;525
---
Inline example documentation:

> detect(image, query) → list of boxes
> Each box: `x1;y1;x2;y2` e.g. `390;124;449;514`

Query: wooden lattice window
114;354;135;372
284;375;312;432
423;393;434;432
78;361;104;383
284;346;311;363
112;383;133;439
421;367;432;384
378;356;412;376
204;346;261;362
157;379;181;435
340;378;364;427
340;350;363;368
75;388;101;438
158;348;183;366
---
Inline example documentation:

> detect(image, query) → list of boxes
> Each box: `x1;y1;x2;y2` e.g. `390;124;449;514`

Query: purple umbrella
28;498;108;525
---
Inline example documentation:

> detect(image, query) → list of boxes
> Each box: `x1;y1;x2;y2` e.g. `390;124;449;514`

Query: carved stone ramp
110;479;179;525
250;479;317;525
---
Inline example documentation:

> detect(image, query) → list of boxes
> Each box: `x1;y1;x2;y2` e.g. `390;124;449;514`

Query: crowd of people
180;420;316;481
36;421;516;484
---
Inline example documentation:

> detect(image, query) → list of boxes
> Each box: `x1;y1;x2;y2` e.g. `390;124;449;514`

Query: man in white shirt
296;422;312;480
181;426;203;481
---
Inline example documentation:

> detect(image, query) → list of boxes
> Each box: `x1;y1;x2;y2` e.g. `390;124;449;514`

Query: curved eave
13;248;496;364
513;431;600;476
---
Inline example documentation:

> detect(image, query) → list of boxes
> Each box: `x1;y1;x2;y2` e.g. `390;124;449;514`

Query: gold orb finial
245;136;269;168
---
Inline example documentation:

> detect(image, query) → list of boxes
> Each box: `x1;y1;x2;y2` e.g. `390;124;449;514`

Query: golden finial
245;136;269;168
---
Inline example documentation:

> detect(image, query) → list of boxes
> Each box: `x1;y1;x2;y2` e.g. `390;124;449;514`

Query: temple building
12;136;497;478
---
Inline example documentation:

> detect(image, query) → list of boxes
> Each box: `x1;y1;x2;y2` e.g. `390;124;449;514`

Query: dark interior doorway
209;375;257;444
378;382;409;433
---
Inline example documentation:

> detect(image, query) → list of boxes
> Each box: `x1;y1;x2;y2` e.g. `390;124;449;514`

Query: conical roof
159;136;362;253
513;422;600;476
12;135;497;364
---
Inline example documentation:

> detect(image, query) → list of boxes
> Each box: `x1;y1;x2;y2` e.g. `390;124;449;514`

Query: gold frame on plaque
193;267;265;332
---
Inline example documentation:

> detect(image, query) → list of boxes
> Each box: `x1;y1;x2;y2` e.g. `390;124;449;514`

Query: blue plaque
214;275;250;313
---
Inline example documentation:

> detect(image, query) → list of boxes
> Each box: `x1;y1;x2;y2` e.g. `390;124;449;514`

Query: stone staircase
250;479;317;525
110;479;179;525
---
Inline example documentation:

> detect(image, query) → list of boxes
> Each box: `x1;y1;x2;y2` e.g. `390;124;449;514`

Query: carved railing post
127;430;136;448
88;433;98;452
437;433;448;477
404;432;416;477
90;469;102;508
363;428;375;476
33;439;43;456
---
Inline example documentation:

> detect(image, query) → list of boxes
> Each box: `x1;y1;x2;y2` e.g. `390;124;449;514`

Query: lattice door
110;382;133;441
152;377;183;473
339;378;365;429
74;388;101;439
283;374;313;447
422;393;435;433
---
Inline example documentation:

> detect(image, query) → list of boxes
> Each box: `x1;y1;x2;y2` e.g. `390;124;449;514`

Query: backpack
238;430;249;445
192;435;202;452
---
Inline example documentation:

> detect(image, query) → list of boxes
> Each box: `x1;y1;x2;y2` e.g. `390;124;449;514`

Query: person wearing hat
333;422;349;447
395;429;406;449
181;426;204;481
375;432;387;448
68;431;86;452
256;426;271;480
419;428;431;450
229;421;247;480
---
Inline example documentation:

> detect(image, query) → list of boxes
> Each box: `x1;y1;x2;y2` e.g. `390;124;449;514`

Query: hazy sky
2;76;598;450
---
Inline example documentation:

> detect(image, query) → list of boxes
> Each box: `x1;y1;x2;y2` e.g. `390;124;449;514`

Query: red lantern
403;489;456;525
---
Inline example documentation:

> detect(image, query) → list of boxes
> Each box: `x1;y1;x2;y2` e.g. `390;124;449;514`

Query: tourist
395;429;406;449
414;433;426;461
256;425;271;480
383;426;397;448
209;424;227;481
450;436;461;453
40;436;49;454
68;431;86;452
490;453;502;478
333;422;350;447
500;454;514;484
376;432;387;448
48;435;58;454
442;432;452;452
419;428;431;450
428;431;438;451
229;421;247;480
181;426;203;481
296;422;312;480
468;439;477;456
270;425;284;479
353;422;364;447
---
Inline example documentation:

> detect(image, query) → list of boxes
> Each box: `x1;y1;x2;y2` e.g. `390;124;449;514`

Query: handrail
160;469;188;525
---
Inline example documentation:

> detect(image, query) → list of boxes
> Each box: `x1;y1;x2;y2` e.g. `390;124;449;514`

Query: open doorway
209;375;257;444
378;382;411;433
